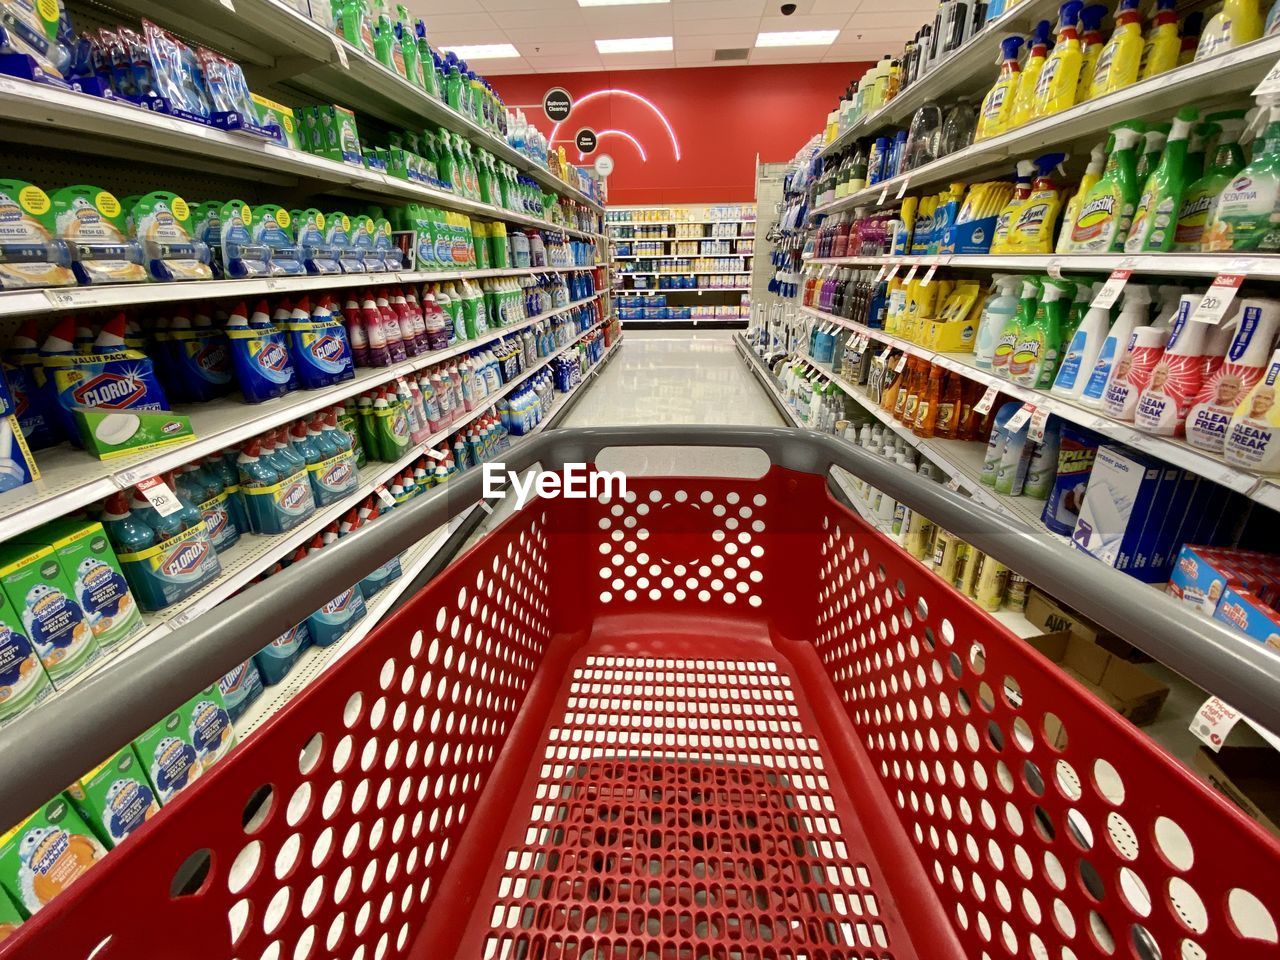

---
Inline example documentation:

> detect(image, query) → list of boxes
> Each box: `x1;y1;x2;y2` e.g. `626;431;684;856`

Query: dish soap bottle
1174;109;1247;250
1075;4;1109;100
976;36;1025;141
1030;2;1084;121
1125;106;1199;253
1203;97;1280;251
1089;0;1145;99
1139;0;1181;79
1009;20;1053;130
1061;120;1144;252
1197;0;1264;60
1057;140;1108;253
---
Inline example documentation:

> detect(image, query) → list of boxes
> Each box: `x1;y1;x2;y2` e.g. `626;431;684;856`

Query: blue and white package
291;208;341;275
225;301;295;403
251;205;305;276
253;621;310;685
218;199;271;278
1071;445;1165;574
217;659;264;721
307;582;366;647
280;296;354;390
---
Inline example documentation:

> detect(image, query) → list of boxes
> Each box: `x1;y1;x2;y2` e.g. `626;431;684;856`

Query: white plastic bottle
1053;297;1114;398
973;275;1020;369
1134;295;1215;435
1101;322;1173;421
1079;284;1151;408
1187;297;1280;452
1225;346;1280;472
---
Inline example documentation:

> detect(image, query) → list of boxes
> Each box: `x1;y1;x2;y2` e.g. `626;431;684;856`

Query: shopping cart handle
0;425;1275;829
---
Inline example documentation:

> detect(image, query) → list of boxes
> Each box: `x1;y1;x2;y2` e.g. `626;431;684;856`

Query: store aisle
560;331;783;427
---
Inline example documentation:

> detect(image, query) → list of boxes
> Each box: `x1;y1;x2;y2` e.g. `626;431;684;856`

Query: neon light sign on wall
548;89;681;163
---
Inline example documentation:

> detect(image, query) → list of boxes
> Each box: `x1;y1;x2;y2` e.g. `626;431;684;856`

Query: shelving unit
804;252;1280;280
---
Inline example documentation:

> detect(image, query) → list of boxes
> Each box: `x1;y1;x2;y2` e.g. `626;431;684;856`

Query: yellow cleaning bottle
1196;0;1264;60
976;36;1025;141
1057;140;1108;253
1139;0;1181;80
1030;1;1085;121
1075;4;1108;101
1008;152;1070;252
1009;20;1053;129
991;160;1036;253
1089;0;1144;99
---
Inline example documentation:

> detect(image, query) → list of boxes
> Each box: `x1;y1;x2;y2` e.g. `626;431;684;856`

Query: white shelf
233;333;622;742
614;254;754;260
78;0;603;212
0;264;600;319
0;294;601;544
619;287;752;293
0;76;602;241
803;252;1280;281
799;303;1277;505
813;35;1280;215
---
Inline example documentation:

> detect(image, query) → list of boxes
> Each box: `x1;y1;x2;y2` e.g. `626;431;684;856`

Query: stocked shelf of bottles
804;253;1280;280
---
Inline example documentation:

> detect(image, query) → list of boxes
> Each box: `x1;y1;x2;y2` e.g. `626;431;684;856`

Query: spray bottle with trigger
1075;4;1108;101
1126;106;1200;253
1030;1;1084;121
1009;20;1053;130
1080;282;1151;408
976;36;1025;141
991;159;1037;253
1057;141;1107;253
1007;152;1070;253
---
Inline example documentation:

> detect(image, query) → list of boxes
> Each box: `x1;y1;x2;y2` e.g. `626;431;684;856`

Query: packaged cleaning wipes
130;191;213;282
67;745;160;848
0;794;106;917
50;186;147;285
0;180;75;290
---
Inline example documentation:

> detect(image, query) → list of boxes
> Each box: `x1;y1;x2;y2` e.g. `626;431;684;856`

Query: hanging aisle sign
575;128;598;153
543;87;572;122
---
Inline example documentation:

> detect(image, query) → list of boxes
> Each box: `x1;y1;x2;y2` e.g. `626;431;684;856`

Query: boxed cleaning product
217;659;265;721
30;518;144;650
1167;544;1280;615
0;885;21;940
116;515;221;614
301;105;363;166
0;586;52;728
0;793;107;917
0;543;98;688
251;93;301;150
133;684;236;804
1130;466;1188;583
1070;445;1165;573
67;745;160;848
1213;586;1280;649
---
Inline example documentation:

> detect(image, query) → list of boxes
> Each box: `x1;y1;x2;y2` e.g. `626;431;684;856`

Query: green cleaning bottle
1175;109;1248;250
416;21;440;98
1126;106;1199;253
337;0;375;55
1204;97;1280;251
1136;123;1170;183
1010;277;1075;389
1061;120;1145;253
994;278;1042;380
1057;139;1108;253
373;15;406;77
397;21;423;87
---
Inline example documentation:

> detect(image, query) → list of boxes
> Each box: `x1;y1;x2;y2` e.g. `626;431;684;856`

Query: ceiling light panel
595;36;675;53
755;30;840;46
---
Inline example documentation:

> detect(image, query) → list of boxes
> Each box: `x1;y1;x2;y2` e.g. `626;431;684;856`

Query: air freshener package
50;186;147;285
130;191;213;281
0;180;75;290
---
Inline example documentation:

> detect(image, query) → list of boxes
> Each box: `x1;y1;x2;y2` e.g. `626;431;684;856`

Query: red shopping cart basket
1;427;1278;960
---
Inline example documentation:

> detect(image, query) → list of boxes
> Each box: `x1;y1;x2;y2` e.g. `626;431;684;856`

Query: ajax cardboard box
0;542;98;687
67;745;161;848
0;793;107;917
1030;631;1170;746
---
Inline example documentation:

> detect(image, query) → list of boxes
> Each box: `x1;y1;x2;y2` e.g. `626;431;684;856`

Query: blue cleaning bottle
237;439;282;534
101;491;156;553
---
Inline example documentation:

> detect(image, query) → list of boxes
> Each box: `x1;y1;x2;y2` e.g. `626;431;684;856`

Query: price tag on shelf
902;264;919;284
1253;57;1280;96
920;262;940;287
263;277;281;291
878;185;889;204
878;344;893;363
894;353;909;373
331;35;350;69
973;384;1000;417
1005;402;1035;432
1046;258;1064;280
1190;696;1243;751
219;0;236;9
1229;256;1258;273
135;476;183;518
1089;269;1132;310
1027;407;1051;443
425;447;448;461
946;476;963;492
42;287;104;309
375;485;396;507
896;178;910;200
884;262;900;281
1190;273;1246;324
873;265;886;283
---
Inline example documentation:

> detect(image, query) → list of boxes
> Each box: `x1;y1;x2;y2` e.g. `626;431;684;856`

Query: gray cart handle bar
0;425;1274;825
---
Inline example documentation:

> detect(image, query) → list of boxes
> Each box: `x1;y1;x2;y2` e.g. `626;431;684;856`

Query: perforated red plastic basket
2;428;1279;960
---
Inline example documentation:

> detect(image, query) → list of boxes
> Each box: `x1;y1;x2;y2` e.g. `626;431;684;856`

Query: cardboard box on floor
1030;631;1169;746
1193;746;1280;838
1025;589;1150;663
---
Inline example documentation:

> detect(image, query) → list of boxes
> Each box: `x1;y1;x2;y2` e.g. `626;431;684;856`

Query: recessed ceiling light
440;43;521;59
595;36;674;53
755;30;840;47
578;0;669;5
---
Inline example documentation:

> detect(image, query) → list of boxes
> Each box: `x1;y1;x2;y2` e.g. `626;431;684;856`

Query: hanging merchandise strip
0;294;601;544
797;303;1279;505
813;36;1280;217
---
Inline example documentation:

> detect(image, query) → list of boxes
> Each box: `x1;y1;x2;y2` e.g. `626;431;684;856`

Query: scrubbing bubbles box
133;684;236;804
0;542;98;688
35;518;143;649
67;745;160;848
0;587;52;728
0;794;107;918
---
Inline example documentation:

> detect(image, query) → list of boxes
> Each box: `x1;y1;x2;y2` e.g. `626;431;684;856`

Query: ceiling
408;0;935;74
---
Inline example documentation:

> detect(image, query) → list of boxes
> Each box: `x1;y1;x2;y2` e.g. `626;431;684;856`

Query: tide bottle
1089;0;1145;98
1008;20;1052;130
1188;298;1280;451
976;37;1025;141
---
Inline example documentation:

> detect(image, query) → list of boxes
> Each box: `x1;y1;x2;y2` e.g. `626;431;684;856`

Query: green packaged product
67;745;160;848
0;586;52;728
0;885;21;940
0;542;97;688
134;684;236;804
0;794;107;917
0;180;75;290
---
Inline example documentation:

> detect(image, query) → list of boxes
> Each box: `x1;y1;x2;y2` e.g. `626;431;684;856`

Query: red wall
492;63;870;205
